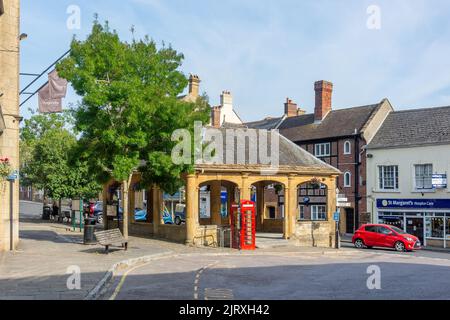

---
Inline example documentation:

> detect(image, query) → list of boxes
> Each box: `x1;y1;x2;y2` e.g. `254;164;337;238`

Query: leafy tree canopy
57;20;210;194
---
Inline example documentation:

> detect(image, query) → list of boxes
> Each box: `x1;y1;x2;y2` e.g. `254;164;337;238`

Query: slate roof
367;106;450;149
245;116;285;130
278;103;382;142
196;127;340;174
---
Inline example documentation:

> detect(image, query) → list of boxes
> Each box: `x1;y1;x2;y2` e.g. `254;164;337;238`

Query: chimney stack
211;106;221;128
284;98;299;118
188;74;201;98
220;91;232;108
314;80;333;121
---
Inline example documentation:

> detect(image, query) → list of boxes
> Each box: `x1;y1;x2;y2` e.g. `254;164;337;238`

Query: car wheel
395;241;405;252
175;217;182;225
354;239;365;249
97;215;103;224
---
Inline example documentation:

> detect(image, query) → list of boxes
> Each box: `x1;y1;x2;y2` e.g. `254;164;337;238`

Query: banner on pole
38;83;62;113
48;69;68;99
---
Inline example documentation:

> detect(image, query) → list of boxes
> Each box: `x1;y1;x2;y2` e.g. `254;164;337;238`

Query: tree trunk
122;176;131;240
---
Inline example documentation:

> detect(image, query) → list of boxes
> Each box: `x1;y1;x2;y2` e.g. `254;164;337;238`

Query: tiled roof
278;103;381;142
245;116;285;130
197;127;340;174
368;106;450;149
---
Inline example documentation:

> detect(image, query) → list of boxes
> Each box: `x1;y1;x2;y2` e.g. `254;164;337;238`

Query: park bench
94;229;128;253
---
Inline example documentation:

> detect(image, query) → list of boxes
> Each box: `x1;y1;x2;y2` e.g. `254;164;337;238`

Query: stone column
288;176;298;239
283;186;289;239
185;174;199;245
256;183;265;231
240;175;251;201
210;181;222;226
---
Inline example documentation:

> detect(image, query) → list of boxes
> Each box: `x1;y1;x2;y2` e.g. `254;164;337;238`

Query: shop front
376;199;450;248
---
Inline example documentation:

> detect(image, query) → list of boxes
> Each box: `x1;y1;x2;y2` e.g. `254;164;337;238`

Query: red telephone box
230;200;256;250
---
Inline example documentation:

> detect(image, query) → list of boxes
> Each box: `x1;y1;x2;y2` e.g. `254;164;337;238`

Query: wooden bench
94;229;128;253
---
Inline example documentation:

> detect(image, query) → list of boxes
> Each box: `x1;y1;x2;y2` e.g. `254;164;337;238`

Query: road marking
194;261;219;300
109;262;152;300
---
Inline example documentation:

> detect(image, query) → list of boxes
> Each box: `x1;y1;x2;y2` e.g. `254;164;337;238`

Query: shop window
344;141;351;155
378;165;399;190
425;217;445;239
311;205;327;221
415;164;433;190
344;172;351;187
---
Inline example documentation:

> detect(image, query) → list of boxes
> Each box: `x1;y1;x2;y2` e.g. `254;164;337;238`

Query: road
102;248;450;300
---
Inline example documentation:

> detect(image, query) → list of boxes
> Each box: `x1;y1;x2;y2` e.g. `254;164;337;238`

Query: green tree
57;20;210;235
20;112;102;204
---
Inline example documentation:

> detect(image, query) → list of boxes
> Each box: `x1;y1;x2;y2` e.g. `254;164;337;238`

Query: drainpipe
354;133;360;232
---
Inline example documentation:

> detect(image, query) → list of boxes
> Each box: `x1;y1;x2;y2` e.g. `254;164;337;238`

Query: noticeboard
107;205;117;217
432;174;447;189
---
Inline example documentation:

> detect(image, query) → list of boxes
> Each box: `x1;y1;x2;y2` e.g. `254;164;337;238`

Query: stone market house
103;128;340;248
366;106;450;249
243;81;393;235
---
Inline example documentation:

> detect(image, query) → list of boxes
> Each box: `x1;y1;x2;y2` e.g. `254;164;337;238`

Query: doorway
345;208;356;233
406;217;424;243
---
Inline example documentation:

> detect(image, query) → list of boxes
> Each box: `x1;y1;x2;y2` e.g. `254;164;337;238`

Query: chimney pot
284;97;298;118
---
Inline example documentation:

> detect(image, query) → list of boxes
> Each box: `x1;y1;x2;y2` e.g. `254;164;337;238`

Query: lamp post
7;170;18;251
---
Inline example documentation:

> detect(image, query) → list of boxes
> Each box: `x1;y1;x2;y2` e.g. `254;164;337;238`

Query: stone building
0;0;20;251
104;128;340;248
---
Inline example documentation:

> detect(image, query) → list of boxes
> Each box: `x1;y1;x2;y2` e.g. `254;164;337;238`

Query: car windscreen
390;226;407;234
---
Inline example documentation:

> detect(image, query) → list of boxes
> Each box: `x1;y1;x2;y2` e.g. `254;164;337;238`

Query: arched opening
297;180;328;222
251;180;286;246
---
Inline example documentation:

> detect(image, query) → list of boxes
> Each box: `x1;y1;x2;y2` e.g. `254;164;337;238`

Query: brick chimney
188;74;201;98
284;98;298;118
211;106;221;128
314;80;333;121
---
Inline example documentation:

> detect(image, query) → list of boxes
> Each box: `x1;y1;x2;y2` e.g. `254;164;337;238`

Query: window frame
344;171;352;188
314;143;331;157
343;140;351;155
311;205;327;221
378;165;399;191
414;164;433;190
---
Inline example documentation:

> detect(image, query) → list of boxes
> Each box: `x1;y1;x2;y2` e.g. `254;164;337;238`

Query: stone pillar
283;186;289;239
256;183;265;231
288;176;298;239
152;186;162;235
240;175;251;201
210;181;222;226
185;174;199;245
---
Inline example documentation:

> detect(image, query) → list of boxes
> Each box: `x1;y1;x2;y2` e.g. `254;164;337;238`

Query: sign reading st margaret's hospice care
377;198;450;210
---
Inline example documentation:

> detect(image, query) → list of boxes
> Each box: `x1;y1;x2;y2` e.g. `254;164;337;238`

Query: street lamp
6;170;18;251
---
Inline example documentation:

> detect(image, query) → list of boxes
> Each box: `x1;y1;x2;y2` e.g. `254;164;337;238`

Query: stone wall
0;0;20;251
291;221;335;248
193;225;218;247
261;219;283;233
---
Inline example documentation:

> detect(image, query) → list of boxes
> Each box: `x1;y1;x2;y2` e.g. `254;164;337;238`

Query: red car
352;224;421;252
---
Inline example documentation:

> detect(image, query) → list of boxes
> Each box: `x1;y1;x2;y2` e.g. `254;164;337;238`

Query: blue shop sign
377;198;450;210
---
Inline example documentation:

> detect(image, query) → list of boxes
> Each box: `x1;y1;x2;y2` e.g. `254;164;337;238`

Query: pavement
0;213;222;300
2;212;450;300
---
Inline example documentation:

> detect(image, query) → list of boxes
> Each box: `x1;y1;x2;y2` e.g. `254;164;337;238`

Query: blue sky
20;0;450;121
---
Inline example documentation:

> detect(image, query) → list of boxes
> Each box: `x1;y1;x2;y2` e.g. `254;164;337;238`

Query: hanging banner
38;83;62;113
48;69;68;99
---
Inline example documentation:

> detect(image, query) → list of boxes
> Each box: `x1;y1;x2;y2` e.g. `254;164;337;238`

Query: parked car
174;204;186;225
352;224;421;252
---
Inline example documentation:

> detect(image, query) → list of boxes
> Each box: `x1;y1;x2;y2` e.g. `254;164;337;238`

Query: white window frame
344;140;351;155
378;165;399;191
299;205;305;221
344;171;352;187
311;205;327;221
314;143;331;157
414;164;433;190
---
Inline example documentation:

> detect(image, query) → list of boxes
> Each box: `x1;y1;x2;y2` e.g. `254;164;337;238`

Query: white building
366;106;450;248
